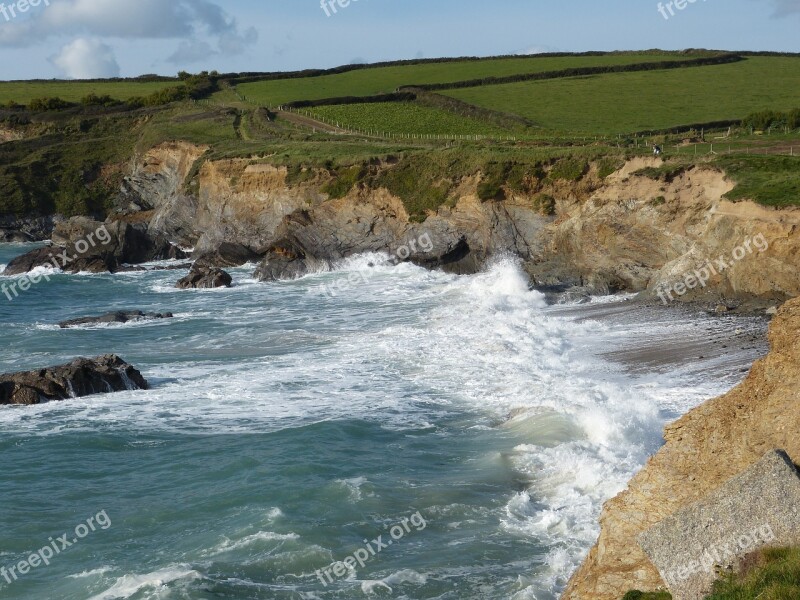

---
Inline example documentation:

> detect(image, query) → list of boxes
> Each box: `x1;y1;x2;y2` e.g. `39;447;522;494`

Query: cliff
563;295;800;599
125;143;800;306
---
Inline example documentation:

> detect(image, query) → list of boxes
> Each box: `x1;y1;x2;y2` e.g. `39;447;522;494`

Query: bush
548;157;588;181
322;164;366;198
28;97;73;111
81;93;118;107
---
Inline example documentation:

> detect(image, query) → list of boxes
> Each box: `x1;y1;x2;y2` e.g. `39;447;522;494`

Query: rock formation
58;311;174;329
176;265;233;289
2;217;187;275
0;355;148;405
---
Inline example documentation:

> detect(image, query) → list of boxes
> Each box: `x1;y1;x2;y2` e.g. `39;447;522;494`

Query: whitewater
0;243;766;599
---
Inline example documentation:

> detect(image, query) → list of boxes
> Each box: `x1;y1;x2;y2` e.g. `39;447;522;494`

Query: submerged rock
176;265;232;289
58;310;173;329
0;355;148;405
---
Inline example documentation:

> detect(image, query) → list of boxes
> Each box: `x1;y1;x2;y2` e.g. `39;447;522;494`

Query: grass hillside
235;52;698;107
444;57;800;133
0;80;179;105
0;51;799;221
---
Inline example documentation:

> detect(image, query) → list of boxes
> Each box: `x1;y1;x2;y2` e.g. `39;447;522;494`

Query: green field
0;80;179;104
306;102;514;137
236;53;695;107
444;57;800;133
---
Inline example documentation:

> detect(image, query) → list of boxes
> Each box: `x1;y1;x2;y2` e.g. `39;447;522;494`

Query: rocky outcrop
1;229;32;242
562;296;800;600
58;311;174;329
192;242;261;269
0;215;64;242
176;265;232;289
2;217;187;275
0;355;148;405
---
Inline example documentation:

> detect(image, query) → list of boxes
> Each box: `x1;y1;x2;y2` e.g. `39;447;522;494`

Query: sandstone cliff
563;296;800;599
126;143;799;305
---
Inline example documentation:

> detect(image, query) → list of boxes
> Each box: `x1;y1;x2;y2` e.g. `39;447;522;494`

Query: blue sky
0;0;798;80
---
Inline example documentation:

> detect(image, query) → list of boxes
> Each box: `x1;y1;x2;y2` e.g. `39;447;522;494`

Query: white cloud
0;0;258;64
51;38;120;79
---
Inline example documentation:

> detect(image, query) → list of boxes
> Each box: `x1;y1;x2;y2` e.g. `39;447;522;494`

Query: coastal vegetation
622;546;800;600
0;51;799;222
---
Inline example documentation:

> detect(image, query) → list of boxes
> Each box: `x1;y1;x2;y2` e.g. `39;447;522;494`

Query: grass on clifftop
718;155;800;207
622;547;800;600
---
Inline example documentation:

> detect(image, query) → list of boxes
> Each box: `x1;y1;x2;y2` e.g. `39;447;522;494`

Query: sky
0;0;798;80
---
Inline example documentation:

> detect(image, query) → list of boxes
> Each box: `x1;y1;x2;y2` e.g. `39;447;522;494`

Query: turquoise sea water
0;244;766;600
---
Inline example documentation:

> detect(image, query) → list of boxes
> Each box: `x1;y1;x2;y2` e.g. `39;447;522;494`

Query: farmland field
443;57;800;134
306;102;515;137
236;52;703;107
0;80;180;104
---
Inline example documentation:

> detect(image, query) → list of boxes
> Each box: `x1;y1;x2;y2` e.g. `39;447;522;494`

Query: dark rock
253;239;311;282
0;355;148;406
176;265;233;289
193;242;261;269
0;229;33;243
0;214;63;242
2;218;189;275
58;310;174;329
3;246;64;275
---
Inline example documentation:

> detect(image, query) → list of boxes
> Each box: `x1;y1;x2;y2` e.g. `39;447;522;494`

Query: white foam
205;531;300;556
87;566;202;600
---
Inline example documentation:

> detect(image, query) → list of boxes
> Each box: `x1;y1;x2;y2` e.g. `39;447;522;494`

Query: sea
0;243;768;600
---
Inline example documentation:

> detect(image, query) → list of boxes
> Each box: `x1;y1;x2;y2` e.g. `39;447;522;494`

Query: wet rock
0;229;33;243
0;355;148;405
58;310;174;329
176;265;232;289
192;242;261;269
2;218;188;275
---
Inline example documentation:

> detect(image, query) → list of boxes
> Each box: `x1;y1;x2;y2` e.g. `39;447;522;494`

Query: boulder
58;310;174;329
176;265;233;289
0;355;148;405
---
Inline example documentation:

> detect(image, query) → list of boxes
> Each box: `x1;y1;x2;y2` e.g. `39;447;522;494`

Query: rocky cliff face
562;296;800;600
95;143;800;305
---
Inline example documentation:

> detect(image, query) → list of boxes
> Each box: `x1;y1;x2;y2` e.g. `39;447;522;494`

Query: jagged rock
253;239;313;282
176;265;232;289
0;355;148;405
639;450;800;600
0;215;63;241
0;229;32;243
252;206;481;282
58;311;173;329
2;218;188;275
192;242;261;269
